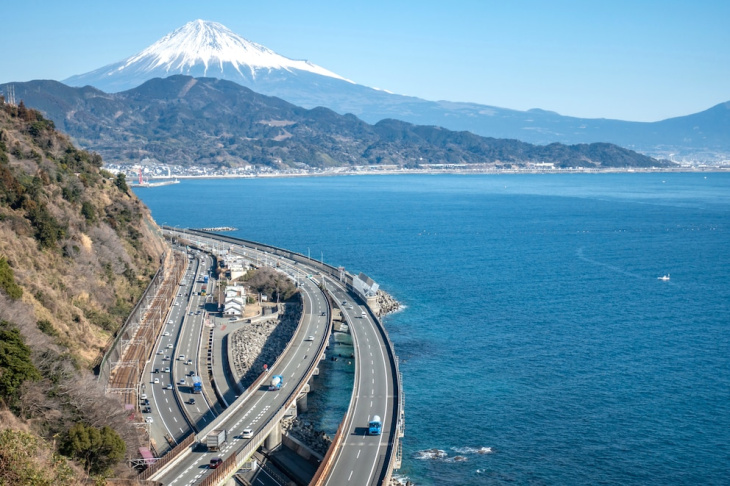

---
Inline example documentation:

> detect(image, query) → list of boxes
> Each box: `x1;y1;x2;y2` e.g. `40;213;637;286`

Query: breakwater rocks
376;289;401;317
230;302;301;388
281;417;332;456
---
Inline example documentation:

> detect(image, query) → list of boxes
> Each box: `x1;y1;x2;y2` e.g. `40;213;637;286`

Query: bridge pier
265;421;282;451
296;383;310;413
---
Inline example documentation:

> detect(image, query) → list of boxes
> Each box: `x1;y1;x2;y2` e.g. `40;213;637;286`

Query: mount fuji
63;20;730;161
64;20;353;93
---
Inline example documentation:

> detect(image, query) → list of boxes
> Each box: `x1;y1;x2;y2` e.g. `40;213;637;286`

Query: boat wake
576;247;641;279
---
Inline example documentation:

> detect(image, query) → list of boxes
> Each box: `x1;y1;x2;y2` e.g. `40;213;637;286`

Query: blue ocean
135;173;730;485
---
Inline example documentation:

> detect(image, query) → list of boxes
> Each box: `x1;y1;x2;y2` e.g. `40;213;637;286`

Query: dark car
209;457;223;469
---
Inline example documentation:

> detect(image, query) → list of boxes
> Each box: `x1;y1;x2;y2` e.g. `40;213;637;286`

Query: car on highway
189;398;195;405
154;377;160;383
163;367;171;373
178;355;185;361
156;350;163;355
163;332;170;336
166;384;173;390
209;458;223;469
305;336;314;341
241;428;253;439
178;379;186;385
166;344;173;349
140;393;147;400
321;311;326;316
142;407;151;413
145;417;153;423
186;359;193;365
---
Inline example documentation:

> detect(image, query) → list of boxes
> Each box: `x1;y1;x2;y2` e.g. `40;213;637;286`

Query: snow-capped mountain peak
64;19;353;92
120;19;350;81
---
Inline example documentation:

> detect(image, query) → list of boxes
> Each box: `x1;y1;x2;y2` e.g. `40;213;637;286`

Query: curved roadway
320;276;395;486
153;241;330;485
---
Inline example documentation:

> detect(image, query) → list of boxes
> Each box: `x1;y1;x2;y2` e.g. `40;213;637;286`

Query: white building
223;285;246;317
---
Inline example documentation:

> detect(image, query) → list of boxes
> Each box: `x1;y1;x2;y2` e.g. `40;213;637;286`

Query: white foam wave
451;446;493;455
416;448;448;460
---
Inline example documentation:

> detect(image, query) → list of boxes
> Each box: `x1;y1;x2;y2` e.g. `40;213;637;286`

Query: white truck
206;429;227;451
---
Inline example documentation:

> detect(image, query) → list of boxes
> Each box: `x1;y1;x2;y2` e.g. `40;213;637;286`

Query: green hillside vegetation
0;95;166;482
4;77;671;169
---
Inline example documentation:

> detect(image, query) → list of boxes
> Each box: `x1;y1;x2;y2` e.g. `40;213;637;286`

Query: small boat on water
658;274;670;281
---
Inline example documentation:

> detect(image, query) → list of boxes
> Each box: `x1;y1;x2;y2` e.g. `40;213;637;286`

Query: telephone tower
6;85;16;106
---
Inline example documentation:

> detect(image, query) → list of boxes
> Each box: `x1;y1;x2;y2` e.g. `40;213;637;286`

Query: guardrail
140;433;195;480
149;237;331;483
193;285;334;486
161;228;402;485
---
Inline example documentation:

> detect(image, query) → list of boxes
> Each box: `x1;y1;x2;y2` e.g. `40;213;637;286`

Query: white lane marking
349;470;354;481
173;416;178;423
357;449;361;458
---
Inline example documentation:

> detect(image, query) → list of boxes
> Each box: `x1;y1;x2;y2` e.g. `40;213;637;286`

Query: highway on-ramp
153;257;330;485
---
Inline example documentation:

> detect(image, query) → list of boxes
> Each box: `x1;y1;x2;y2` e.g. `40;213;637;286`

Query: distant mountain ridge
2;77;668;170
58;19;730;162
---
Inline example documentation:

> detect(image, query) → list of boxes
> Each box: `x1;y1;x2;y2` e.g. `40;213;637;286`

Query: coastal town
111;158;728;184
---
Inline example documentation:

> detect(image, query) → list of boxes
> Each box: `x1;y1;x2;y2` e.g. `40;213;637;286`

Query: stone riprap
376;289;401;316
230;302;302;389
281;416;332;457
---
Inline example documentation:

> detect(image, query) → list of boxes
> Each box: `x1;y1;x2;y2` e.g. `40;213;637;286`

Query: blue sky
2;0;728;121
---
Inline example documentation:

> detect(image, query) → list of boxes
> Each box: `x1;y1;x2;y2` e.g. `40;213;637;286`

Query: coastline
130;165;730;184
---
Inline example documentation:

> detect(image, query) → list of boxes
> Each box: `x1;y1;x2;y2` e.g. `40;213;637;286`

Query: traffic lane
146;257;201;442
158;274;327;485
324;283;391;486
143;258;195;444
174;313;216;428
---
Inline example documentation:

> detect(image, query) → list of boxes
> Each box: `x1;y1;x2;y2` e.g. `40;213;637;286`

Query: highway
142;249;216;452
149;228;402;485
153;237;331;485
318;276;395;485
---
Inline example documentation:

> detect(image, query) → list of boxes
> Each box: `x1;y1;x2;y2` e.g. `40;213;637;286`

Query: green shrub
37;319;59;338
0;320;41;403
61;423;126;475
0;256;22;300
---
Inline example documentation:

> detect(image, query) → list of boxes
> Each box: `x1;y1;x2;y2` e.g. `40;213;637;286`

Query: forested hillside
0;95;166;482
4;77;671;169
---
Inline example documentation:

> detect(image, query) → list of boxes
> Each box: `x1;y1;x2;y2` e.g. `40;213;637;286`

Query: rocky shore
230;301;301;389
376;289;401;317
280;417;332;457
